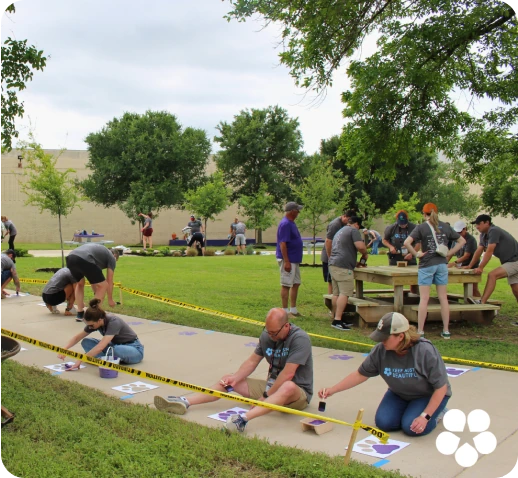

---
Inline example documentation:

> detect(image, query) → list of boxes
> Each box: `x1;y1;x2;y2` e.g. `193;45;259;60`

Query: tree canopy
81;111;211;223
214;105;307;204
1;4;47;152
227;0;517;215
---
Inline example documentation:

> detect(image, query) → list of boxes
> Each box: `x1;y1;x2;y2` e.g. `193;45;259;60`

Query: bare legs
418;285;449;333
281;284;299;309
332;294;349;321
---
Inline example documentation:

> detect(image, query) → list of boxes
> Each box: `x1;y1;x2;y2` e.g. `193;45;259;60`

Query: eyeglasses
264;323;287;338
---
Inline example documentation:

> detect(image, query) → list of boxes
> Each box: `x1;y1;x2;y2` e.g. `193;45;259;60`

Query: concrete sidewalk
1;292;517;478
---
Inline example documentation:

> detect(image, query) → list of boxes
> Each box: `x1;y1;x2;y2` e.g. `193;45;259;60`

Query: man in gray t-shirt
235;220;247;254
42;268;77;315
66;243;119;321
468;215;518;314
153;308;313;434
328;217;369;330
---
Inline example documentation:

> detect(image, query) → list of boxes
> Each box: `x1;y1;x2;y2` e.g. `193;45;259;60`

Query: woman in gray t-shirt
319;312;451;437
58;298;144;369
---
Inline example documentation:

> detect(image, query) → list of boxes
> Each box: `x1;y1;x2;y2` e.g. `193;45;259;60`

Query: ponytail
428;210;440;232
84;298;106;322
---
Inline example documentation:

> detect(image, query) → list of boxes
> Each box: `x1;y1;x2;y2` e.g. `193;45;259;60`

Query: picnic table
64;234;114;247
325;265;500;328
301;237;325;254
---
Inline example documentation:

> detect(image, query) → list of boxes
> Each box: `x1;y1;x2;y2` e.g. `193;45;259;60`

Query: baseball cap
396;210;408;225
5;248;16;263
190;214;195;219
471;214;491;225
453;220;466;232
349;216;364;229
285;202;303;212
369;312;410;342
422;203;438;214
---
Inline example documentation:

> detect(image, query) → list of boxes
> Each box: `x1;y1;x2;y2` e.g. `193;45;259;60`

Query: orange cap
422;203;438;214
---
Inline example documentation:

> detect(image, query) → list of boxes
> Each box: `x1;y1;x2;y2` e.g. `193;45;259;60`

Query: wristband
263;391;269;399
420;412;431;421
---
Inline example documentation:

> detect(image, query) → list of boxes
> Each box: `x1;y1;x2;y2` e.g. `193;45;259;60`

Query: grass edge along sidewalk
1;328;389;443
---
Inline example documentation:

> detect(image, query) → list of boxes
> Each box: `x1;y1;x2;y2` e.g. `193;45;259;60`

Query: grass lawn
1;361;404;478
11;252;518;366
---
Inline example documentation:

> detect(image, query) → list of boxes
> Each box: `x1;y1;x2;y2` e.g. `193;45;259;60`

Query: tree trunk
256;228;263;244
204;218;208;245
312;225;317;265
58;212;65;268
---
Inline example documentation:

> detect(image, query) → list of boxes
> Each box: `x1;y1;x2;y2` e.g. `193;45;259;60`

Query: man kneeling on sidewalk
154;308;313;433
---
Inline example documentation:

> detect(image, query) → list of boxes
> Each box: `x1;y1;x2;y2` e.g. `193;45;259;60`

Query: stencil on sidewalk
208;407;248;422
347;437;410;458
112;381;159;394
44;362;86;371
446;367;470;377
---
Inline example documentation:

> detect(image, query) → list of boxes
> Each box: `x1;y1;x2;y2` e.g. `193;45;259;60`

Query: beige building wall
1;149;281;245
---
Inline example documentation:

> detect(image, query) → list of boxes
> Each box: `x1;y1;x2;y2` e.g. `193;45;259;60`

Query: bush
255;251;262;255
204;249;215;256
13;248;30;258
224;249;235;256
186;249;198;257
159;247;171;256
245;245;254;255
172;251;183;257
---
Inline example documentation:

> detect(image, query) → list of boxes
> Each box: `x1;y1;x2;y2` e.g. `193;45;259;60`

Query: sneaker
225;414;248;433
331;320;352;331
75;310;84;322
289;312;302;317
467;297;482;305
50;306;61;315
154;396;189;415
436;407;448;425
407;293;420;298
418;331;425;336
441;331;451;340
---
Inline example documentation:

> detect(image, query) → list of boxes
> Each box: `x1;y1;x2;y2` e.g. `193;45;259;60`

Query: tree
383;193;422;226
227;1;517;209
356;191;380;230
80;111;211;230
214;106;306;204
238;181;278;244
1;4;48;152
18;136;83;267
292;157;350;264
183;171;232;243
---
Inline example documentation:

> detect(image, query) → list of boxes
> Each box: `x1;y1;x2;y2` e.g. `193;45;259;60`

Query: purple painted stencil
309;420;326;426
126;321;143;326
218;410;246;420
446;368;464;376
329;354;354;360
372;444;400;455
179;331;197;336
244;342;258;347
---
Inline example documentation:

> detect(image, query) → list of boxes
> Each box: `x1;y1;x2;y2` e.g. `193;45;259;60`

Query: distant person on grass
139;212;154;250
447;221;481;298
467;215;518;326
42;267;77;315
154;308;313;434
66;243;119;321
363;228;382;255
276;202;304;317
1;216;17;250
1;249;20;299
319;312;451;437
58;298;144;368
234;219;247;255
186;214;205;256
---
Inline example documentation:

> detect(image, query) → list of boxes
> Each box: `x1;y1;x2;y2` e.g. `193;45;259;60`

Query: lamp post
0;0;16;16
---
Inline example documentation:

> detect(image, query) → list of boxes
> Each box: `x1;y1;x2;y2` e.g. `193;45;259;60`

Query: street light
0;0;16;16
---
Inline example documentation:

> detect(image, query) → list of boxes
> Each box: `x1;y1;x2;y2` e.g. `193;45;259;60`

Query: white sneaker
154;396;189;415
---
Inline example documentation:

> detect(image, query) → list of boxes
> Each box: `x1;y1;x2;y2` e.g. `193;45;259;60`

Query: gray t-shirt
235;222;246;234
83;313;138;345
188;220;202;233
3;220;17;235
329;225;363;270
255;325;313;402
409;221;460;268
457;232;479;267
321;216;346;263
479;225;518;265
43;268;77;295
69;243;117;271
359;339;452;401
144;217;153;228
1;253;15;271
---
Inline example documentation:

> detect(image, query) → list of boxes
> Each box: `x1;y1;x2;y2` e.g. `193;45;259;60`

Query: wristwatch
263;391;269;399
420;412;431;421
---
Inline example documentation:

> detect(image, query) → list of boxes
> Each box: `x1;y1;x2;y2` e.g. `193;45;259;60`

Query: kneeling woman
319;312;450;436
58;299;144;369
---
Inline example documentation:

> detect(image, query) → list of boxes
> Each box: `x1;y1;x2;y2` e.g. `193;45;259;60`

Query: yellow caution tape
441;356;518;372
1;328;389;442
20;278;122;287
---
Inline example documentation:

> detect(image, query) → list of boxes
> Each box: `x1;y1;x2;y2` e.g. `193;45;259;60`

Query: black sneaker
331;320;352;331
76;310;84;322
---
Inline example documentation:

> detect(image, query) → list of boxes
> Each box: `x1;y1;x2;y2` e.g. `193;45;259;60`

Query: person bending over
42;267;77;315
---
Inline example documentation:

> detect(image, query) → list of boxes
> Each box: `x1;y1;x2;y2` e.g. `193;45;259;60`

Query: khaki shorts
329;265;354;297
278;260;301;287
501;261;518;285
246;378;308;410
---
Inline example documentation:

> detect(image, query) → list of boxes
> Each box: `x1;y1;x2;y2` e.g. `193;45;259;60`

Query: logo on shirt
384;367;392;377
383;367;418;378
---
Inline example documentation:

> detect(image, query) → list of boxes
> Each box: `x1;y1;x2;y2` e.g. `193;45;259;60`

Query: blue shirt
276;217;303;263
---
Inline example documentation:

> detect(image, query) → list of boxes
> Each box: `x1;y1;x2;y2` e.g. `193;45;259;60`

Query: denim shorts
418;263;448;286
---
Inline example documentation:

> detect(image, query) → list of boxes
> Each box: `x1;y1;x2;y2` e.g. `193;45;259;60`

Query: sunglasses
264;323;287;338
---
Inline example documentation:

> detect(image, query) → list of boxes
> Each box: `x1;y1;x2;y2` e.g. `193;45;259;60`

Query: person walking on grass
42;267;77;315
467;215;518;326
1;216;17;250
276;202;304;317
139;212;154;250
319;313;451;437
58;298;144;369
66;243;119;321
154;308;313;434
404;203;465;339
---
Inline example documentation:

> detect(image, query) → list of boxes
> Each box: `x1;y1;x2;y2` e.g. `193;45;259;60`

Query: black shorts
66;255;105;284
189;232;205;247
322;262;332;283
42;290;66;306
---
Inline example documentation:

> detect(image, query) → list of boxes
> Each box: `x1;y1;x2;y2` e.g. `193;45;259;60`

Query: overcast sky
0;0;364;155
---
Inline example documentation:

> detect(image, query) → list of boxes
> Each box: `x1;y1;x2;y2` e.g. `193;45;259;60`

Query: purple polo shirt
276;216;303;263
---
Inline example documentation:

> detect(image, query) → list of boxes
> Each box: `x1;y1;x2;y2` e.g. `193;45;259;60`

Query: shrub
255;251;261;255
13;248;30;257
172;251;183;257
159;247;171;256
224;249;235;256
186;249;198;257
246;245;254;255
204;249;215;256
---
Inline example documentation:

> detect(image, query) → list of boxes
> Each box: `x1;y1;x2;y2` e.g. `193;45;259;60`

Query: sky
0;0;367;155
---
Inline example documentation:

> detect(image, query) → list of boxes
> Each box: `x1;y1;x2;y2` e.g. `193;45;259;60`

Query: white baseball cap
453;220;466;232
369;312;409;342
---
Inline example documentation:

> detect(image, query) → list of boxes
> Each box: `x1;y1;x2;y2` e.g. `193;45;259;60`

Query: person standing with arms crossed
276;202;304;317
